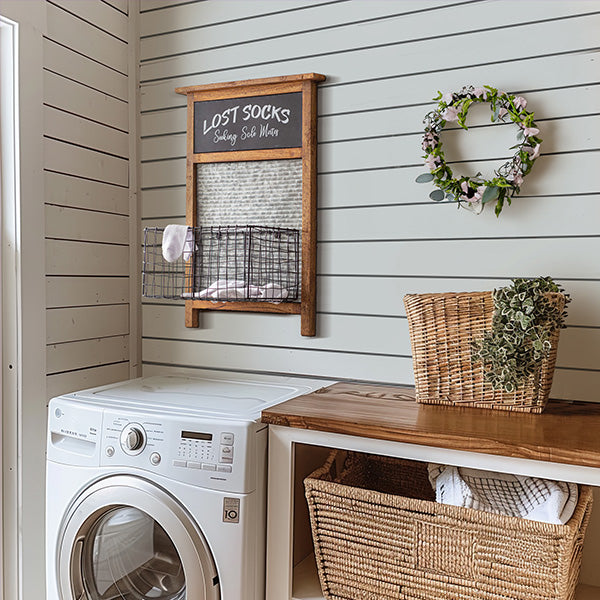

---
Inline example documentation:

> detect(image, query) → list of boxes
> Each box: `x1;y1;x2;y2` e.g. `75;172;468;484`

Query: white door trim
0;14;21;600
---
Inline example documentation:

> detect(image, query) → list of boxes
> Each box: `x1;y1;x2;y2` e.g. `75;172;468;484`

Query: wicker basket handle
310;449;353;482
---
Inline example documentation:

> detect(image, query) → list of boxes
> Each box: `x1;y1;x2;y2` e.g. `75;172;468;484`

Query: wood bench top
261;383;600;469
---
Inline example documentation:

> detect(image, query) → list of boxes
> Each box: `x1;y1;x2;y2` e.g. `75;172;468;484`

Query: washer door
57;475;220;600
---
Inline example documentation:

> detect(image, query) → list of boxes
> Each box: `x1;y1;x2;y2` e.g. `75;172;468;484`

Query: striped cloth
428;464;579;524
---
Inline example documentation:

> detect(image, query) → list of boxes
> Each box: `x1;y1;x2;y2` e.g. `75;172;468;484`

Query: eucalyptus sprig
472;277;569;393
416;85;542;216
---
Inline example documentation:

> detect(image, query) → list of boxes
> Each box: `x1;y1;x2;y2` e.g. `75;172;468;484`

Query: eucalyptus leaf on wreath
416;173;434;183
481;186;499;204
429;189;445;202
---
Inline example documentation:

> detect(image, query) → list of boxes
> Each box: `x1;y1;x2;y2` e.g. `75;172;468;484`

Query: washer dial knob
120;423;146;455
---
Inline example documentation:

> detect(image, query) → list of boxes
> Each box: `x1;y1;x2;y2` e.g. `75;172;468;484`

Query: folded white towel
428;464;578;524
196;280;289;302
260;283;289;300
162;225;194;262
197;280;258;299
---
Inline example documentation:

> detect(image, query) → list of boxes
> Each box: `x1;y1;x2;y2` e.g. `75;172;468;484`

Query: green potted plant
404;277;568;412
472;277;569;393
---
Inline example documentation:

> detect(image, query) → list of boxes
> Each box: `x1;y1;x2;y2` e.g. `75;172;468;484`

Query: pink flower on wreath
521;124;540;137
511;171;524;187
472;87;487;99
514;96;528;110
424;154;440;171
442;106;459;122
422;132;437;150
442;91;454;104
469;185;485;203
459;182;485;203
498;107;508;120
528;143;541;160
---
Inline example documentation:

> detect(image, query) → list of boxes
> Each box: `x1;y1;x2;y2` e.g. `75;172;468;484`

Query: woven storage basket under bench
304;450;592;600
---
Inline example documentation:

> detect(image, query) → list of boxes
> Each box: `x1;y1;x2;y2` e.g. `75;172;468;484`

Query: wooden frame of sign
175;73;325;337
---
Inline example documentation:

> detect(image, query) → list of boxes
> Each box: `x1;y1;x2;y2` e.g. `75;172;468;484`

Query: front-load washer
46;374;327;600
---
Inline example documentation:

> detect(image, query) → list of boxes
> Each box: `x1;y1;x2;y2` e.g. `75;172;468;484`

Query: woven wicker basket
403;291;565;412
305;451;592;600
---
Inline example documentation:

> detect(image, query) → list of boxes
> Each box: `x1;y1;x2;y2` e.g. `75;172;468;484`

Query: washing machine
46;374;327;600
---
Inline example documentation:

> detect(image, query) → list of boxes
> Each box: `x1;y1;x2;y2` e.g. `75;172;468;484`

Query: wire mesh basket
142;226;300;302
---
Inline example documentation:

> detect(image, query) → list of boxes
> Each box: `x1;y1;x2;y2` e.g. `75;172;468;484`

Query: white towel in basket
162;224;194;262
259;283;289;300
428;464;578;524
197;280;261;299
196;280;289;302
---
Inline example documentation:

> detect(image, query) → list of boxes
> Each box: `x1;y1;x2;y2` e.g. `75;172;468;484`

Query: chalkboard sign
177;73;325;336
194;92;302;153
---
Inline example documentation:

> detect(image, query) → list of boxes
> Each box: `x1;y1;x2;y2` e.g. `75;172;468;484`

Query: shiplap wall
44;0;137;399
0;3;136;598
138;0;600;402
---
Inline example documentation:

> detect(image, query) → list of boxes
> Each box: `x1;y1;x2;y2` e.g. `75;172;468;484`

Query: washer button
220;445;233;463
188;461;202;469
150;452;161;466
217;465;232;473
202;463;216;471
173;459;187;468
220;432;234;445
106;446;115;457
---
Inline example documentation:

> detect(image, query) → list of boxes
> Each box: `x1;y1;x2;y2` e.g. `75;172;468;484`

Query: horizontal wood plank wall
44;0;135;398
138;0;600;402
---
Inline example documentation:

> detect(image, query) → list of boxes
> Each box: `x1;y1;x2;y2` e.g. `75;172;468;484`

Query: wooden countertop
261;383;600;469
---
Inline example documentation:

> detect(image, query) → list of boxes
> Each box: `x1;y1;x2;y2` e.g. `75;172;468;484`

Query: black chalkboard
193;92;302;153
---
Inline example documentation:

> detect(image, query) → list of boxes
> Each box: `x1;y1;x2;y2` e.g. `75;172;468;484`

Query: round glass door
58;476;220;600
83;507;185;600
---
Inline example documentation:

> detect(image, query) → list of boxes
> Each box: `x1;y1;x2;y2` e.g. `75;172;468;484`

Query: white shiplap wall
138;0;600;403
44;0;138;399
1;2;136;599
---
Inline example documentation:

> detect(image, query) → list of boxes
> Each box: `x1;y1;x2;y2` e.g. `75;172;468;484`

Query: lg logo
223;498;240;524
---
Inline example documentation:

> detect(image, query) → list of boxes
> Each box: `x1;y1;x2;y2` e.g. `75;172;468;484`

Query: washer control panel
174;430;235;473
99;409;254;493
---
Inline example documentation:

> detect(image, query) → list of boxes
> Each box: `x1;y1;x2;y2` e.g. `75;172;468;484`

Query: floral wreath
416;85;542;216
